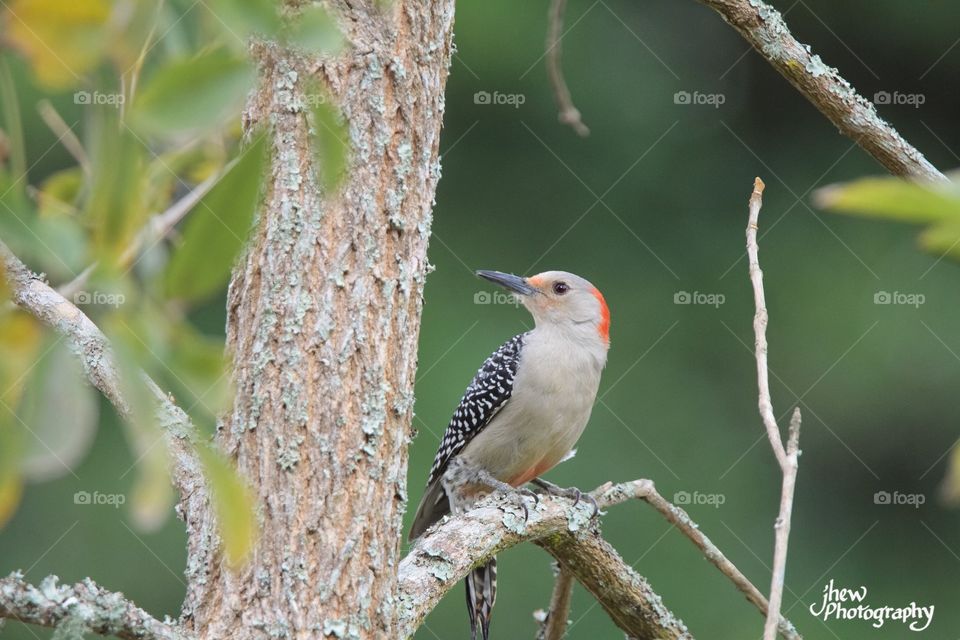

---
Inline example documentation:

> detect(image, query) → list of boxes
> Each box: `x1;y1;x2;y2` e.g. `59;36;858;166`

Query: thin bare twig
546;0;589;136
697;0;944;182
746;178;788;467
535;563;575;640
744;178;803;640
629;480;801;640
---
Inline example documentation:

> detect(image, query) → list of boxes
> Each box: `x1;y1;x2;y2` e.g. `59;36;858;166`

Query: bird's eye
552;281;569;295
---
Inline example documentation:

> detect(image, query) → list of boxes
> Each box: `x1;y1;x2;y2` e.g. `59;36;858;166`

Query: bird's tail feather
466;557;497;640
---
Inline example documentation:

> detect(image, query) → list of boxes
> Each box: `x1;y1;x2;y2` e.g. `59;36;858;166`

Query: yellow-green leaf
37;167;83;217
164;135;266;302
0;445;22;529
86;119;146;261
814;177;960;224
102;313;176;531
0;312;39;528
918;222;960;261
167;322;234;422
287;6;345;54
204;0;281;44
129;446;174;532
940;443;960;506
0;312;43;406
198;443;258;567
4;0;110;89
308;87;349;191
132;49;254;135
19;338;99;482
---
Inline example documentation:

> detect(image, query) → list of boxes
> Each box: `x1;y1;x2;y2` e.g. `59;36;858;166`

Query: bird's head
476;269;610;344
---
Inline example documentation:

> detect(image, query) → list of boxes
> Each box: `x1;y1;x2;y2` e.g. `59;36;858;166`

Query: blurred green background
3;0;960;638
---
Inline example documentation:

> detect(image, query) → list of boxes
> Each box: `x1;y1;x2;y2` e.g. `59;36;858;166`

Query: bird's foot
531;478;599;519
472;468;538;523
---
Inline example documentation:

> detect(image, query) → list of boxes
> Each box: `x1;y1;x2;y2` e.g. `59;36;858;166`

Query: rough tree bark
180;3;455;638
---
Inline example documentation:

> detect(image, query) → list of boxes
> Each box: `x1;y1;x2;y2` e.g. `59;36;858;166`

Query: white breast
461;325;606;483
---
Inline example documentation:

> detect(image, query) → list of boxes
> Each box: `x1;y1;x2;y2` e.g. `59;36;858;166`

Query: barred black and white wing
408;332;526;540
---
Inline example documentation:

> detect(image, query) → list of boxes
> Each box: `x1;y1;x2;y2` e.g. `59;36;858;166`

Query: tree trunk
181;4;455;638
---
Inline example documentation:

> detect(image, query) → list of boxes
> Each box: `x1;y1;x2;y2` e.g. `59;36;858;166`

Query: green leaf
197;443;257;567
0;402;24;529
307;87;349;192
132;49;254;135
19;337;99;482
940;443;960;506
164;135;266;302
102;313;175;532
287;6;345;53
0;59;26;188
3;0;110;89
129;446;174;533
204;0;281;44
167;322;234;422
37;167;83;217
86;117;147;260
918;222;960;261
814;177;960;224
0;313;42;528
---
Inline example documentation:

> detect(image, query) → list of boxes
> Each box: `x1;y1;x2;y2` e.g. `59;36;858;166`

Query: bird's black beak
476;270;537;296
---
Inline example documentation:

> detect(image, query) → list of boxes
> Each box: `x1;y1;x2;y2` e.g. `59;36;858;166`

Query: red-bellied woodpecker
409;269;610;640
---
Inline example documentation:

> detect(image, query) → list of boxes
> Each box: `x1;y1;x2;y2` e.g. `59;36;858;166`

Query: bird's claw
514;488;539;523
532;478;599;520
472;468;539;524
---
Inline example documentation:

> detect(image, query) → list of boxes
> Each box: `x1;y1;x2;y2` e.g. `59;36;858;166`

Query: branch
696;0;945;182
743;178;803;640
0;572;191;640
397;481;691;640
546;0;589;136
632;480;801;640
534;563;574;640
746;178;788;468
0;240;206;522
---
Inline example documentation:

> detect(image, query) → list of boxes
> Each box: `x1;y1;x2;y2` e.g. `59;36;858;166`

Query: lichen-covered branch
697;0;944;182
397;480;691;639
744;179;803;640
0;240;207;536
399;477;805;640
0;572;190;640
